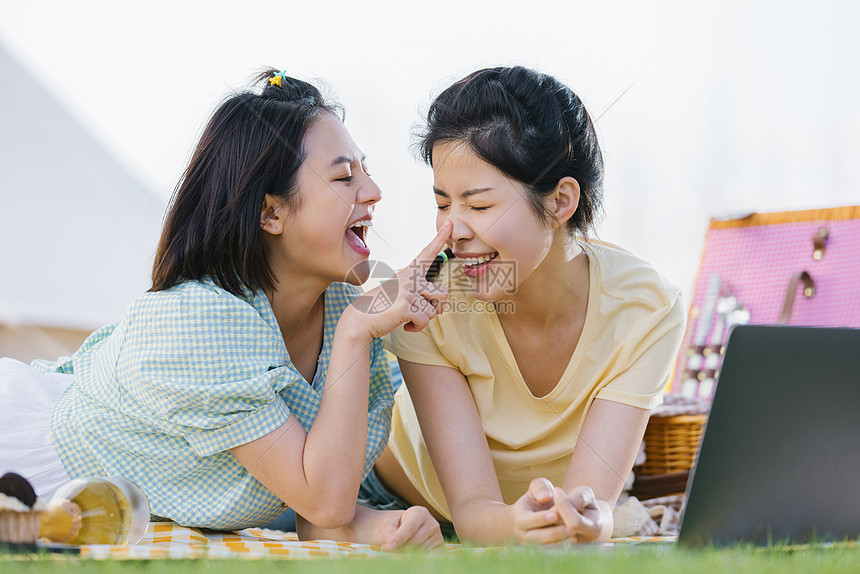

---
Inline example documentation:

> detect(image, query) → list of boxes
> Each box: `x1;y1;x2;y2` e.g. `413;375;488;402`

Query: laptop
677;325;860;547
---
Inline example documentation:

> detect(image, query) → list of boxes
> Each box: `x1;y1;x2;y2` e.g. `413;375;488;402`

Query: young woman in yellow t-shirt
359;66;686;545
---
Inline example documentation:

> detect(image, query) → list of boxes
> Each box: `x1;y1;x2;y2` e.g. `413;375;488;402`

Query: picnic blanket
66;522;676;559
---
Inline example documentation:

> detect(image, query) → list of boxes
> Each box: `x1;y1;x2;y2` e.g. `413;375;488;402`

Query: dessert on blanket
0;472;46;544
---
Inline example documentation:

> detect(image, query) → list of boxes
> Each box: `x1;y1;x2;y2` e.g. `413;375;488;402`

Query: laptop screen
678;325;860;547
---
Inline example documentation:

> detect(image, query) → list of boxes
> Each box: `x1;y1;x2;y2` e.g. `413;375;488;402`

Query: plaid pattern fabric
80;523;391;559
73;522;675;559
33;278;392;531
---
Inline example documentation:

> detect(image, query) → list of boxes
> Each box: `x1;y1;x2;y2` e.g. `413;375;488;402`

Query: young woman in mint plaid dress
0;70;446;550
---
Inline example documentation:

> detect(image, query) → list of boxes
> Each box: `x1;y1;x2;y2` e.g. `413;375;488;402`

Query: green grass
3;543;860;574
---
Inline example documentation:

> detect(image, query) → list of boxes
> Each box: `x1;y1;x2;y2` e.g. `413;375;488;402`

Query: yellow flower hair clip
268;71;288;87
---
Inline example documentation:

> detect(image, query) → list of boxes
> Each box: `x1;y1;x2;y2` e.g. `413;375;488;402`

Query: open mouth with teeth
346;219;371;255
461;252;499;277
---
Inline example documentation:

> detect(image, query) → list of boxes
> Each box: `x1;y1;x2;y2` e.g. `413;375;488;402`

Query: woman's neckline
489;243;599;400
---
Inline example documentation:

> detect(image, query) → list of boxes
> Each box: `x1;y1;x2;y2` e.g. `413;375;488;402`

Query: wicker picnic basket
632;395;708;499
636;413;706;476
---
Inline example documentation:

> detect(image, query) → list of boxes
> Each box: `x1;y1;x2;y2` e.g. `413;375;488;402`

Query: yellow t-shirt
384;241;686;520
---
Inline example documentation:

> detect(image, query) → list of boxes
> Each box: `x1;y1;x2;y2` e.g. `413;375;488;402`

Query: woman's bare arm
398;358;518;544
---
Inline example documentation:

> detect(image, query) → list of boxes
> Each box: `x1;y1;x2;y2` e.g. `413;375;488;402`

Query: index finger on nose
414;220;453;272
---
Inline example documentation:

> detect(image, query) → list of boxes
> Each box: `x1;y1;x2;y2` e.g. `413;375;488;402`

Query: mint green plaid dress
32;278;392;530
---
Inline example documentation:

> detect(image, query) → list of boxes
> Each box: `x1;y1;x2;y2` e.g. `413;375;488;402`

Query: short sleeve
384;320;458;369
77;281;298;457
595;290;687;410
174;371;295;457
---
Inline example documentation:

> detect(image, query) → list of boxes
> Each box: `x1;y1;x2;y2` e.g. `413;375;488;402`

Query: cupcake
0;472;45;544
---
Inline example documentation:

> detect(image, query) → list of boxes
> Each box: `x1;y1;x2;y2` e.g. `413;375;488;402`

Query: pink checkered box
670;206;860;400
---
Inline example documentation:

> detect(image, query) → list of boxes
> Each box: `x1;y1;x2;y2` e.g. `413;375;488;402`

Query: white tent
1;41;165;360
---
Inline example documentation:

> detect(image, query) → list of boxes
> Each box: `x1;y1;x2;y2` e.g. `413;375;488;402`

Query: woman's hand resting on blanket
377;506;444;551
296;504;443;550
511;478;610;544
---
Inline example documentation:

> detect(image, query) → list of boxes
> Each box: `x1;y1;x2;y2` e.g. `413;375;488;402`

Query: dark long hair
419;66;604;236
150;69;341;296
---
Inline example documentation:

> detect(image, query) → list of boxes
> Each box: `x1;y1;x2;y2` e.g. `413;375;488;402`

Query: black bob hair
418;66;604;236
151;70;341;297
